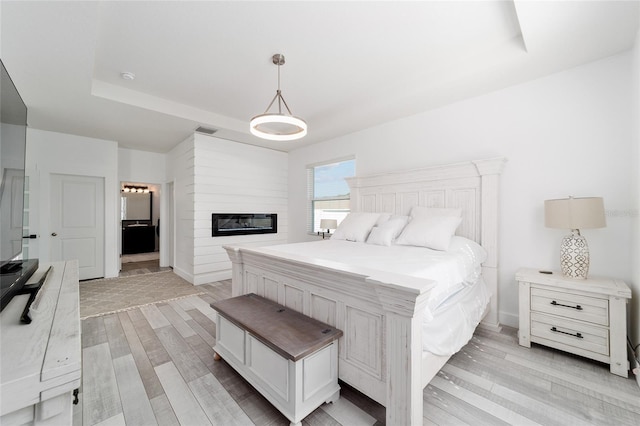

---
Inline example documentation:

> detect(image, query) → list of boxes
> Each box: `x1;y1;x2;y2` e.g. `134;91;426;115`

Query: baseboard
479;310;520;332
170;267;232;286
172;267;194;284
194;269;231;285
499;311;519;329
478;321;502;333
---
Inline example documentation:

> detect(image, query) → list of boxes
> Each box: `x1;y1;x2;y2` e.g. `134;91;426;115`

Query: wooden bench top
211;294;343;361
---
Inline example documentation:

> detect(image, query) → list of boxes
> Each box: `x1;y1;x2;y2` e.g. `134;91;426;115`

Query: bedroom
1;1;639;425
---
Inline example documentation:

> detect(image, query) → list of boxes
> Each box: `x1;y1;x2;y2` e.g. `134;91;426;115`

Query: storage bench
210;293;343;426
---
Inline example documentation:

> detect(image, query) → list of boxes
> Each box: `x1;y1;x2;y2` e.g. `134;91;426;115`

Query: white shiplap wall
172;134;288;285
167;135;196;283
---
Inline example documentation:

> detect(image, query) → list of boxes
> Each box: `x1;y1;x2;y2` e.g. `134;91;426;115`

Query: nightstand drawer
531;287;608;326
531;312;609;356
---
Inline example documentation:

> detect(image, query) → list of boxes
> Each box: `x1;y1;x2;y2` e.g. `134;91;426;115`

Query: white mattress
267;236;489;355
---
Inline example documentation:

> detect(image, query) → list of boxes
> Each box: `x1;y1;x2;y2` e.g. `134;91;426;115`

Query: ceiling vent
195;126;217;135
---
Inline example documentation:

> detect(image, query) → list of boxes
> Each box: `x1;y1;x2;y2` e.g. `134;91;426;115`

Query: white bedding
422;277;489;355
269;237;485;311
266;236;490;355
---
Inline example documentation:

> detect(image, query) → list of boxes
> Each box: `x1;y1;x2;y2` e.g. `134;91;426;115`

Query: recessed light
121;72;136;81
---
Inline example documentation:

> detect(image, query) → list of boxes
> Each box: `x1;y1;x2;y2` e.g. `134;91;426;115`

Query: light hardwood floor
77;279;640;426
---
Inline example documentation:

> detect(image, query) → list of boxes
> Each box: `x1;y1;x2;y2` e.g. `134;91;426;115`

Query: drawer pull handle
550;326;583;339
550;300;583;310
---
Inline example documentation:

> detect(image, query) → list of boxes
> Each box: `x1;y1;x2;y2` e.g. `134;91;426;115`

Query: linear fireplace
212;213;277;237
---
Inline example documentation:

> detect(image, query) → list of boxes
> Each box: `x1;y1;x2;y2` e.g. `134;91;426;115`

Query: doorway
120;181;162;276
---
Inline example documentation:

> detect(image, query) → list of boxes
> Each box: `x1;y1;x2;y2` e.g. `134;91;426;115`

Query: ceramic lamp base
560;229;589;279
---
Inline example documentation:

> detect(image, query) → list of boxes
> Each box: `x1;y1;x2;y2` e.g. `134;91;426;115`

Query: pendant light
250;54;307;141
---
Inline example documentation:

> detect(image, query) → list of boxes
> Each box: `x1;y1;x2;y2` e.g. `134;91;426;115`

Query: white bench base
213;310;340;426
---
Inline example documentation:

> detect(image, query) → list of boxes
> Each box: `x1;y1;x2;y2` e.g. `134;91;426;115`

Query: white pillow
366;216;409;246
331;212;380;242
395;215;462;251
410;206;462;219
387;215;410;237
366;226;396;246
375;213;392;226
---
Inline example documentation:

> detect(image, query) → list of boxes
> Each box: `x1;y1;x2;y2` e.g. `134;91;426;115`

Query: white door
50;174;104;280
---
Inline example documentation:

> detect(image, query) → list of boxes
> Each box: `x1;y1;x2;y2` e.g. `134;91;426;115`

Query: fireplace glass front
212;213;277;237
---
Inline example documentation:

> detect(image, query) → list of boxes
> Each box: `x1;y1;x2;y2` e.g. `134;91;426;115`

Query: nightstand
516;268;632;377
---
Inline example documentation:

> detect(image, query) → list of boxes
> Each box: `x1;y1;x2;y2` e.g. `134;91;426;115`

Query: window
307;158;355;233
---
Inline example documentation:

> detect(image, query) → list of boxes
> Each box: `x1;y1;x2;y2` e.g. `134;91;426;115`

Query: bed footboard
225;245;433;425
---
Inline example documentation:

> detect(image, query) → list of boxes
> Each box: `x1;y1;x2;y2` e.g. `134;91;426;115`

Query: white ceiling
1;1;638;153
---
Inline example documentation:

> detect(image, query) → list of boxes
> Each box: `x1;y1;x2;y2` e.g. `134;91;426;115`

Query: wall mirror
121;191;152;221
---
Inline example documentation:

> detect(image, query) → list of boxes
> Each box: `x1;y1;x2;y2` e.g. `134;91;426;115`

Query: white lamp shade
544;197;606;230
320;219;338;230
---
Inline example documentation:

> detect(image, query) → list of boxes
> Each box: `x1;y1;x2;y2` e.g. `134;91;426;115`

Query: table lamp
318;219;338;239
544;196;606;279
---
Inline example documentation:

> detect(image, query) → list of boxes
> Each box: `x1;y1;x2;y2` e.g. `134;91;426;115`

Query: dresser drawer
530;312;609;356
531;287;608;326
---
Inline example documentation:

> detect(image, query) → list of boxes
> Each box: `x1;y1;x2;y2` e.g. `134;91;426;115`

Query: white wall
25;128;120;278
630;17;640;361
166;134;288;285
118;148;166;184
289;51;636;328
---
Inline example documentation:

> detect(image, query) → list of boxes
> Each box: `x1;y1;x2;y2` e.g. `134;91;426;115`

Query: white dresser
0;261;81;425
516;268;631;377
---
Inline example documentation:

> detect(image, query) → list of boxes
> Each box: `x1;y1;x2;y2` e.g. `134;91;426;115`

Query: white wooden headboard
345;157;507;327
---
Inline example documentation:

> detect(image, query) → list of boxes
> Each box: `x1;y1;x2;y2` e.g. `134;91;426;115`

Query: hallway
120;252;170;277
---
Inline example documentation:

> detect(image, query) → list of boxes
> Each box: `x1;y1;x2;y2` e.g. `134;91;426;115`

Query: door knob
51;232;57;236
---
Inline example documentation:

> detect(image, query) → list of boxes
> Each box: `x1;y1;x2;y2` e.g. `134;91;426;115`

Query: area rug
80;271;205;319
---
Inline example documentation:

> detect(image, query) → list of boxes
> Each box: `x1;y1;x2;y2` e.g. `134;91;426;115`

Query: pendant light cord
257;54;296;117
277;61;282;114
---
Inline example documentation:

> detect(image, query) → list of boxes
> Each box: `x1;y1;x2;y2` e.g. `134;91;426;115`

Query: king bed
224;157;506;425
